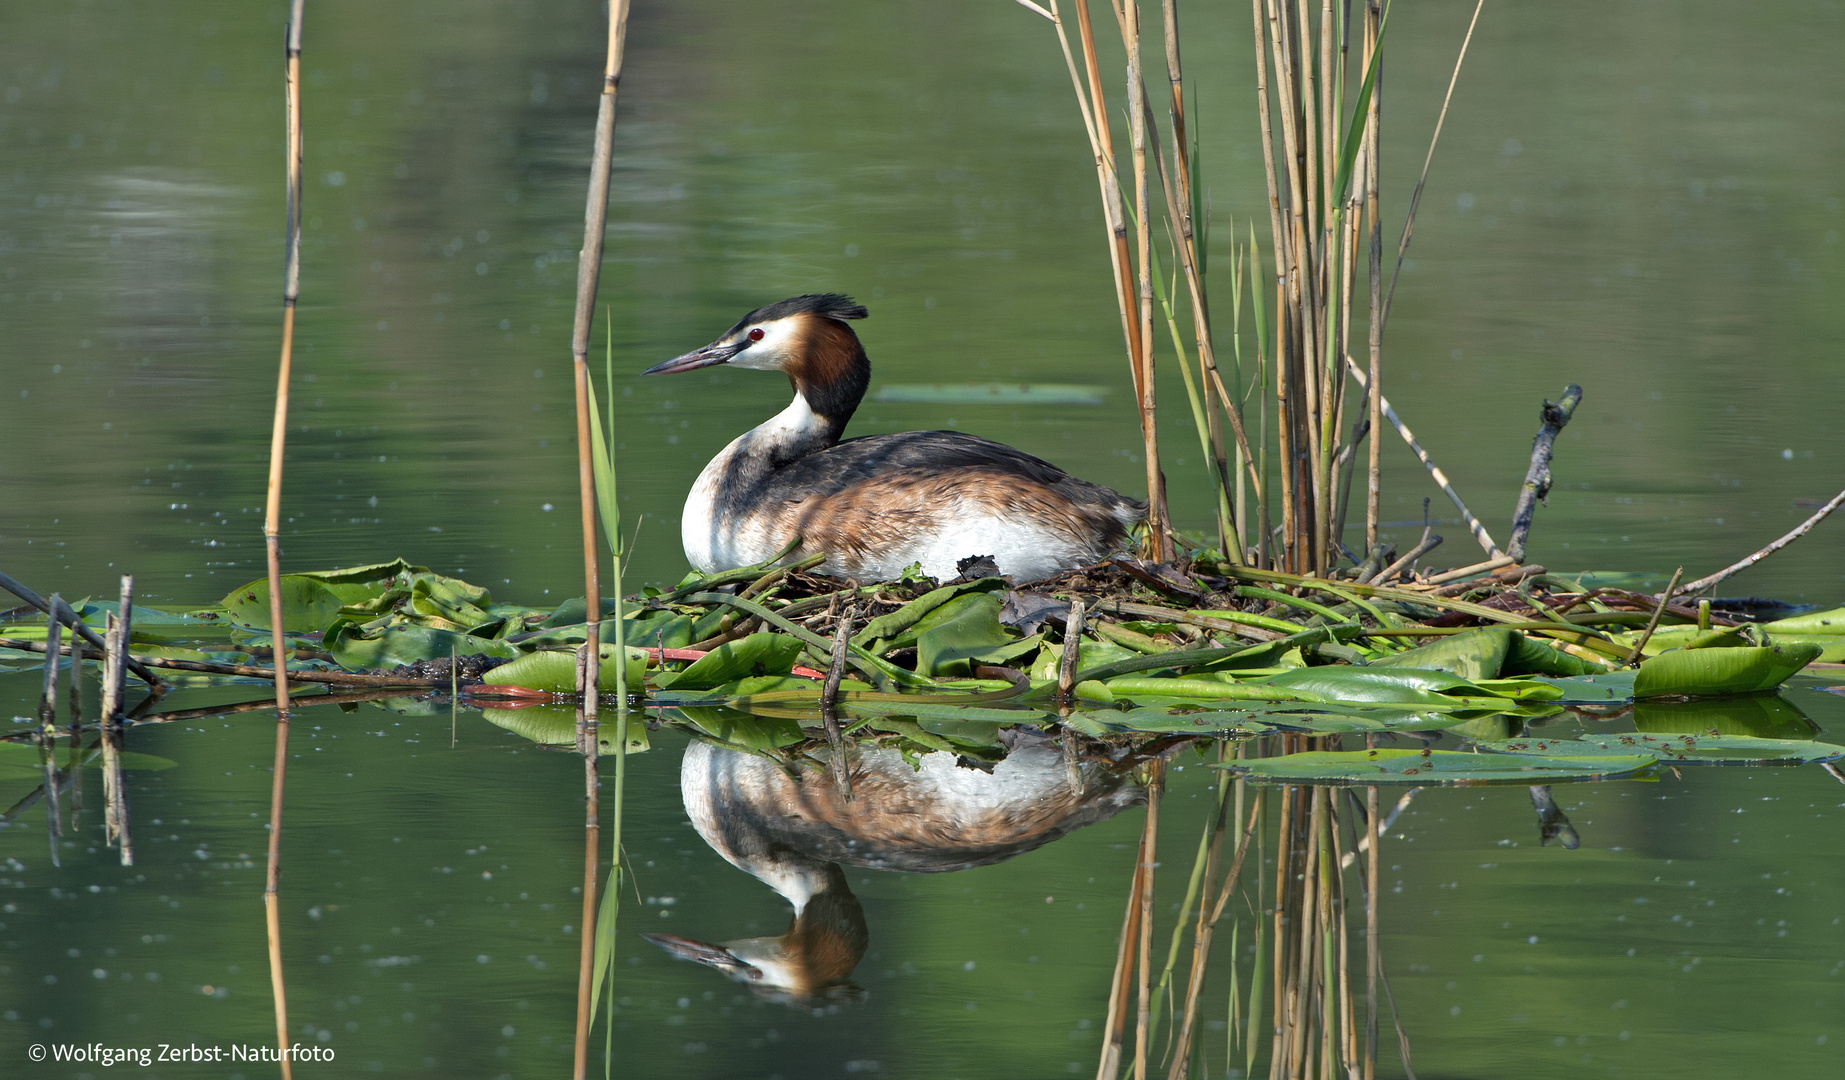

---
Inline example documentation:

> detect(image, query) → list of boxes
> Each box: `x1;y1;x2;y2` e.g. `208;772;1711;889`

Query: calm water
3;0;1843;1076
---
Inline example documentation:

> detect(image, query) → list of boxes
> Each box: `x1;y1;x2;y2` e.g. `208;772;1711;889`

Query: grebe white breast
641;294;1146;581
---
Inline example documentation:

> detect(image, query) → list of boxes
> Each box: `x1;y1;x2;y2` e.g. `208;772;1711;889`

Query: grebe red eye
747;327;765;342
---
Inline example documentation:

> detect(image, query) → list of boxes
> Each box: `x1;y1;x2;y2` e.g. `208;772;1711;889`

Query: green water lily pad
326;623;517;672
1761;634;1845;663
478;646;646;694
1368;627;1512;681
1759;607;1845;636
1220;747;1656;786
1100;677;1314;703
1633;643;1822;698
1576;731;1845;766
1532;671;1638;703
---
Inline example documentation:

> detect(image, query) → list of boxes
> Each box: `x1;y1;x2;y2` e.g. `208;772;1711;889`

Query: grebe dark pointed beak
641;933;757;975
641;340;745;376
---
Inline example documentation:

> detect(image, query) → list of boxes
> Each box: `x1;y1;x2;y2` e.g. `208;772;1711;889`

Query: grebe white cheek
643;293;1146;581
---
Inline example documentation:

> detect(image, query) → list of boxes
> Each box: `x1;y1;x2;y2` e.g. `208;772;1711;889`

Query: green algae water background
2;1;1843;1077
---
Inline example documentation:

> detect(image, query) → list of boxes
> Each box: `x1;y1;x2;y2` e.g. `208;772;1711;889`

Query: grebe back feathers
642;294;1145;581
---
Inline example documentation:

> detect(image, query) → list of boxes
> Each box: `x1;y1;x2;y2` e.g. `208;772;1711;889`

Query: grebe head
642;294;872;425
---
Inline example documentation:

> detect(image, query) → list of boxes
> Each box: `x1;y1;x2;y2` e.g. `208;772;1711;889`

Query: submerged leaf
1221;748;1655;786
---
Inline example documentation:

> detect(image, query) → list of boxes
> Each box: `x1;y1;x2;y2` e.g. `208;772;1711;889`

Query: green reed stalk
585;314;631;1076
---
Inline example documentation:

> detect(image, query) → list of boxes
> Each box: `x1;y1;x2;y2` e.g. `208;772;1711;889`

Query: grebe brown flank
641;293;1147;581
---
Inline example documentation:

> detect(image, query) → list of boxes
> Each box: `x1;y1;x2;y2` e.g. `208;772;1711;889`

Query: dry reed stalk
1364;784;1380;1080
263;7;305;1071
1362;2;1383;556
1096;796;1151;1080
568;0;633;720
574;731;602;1080
568;10;632;1070
1133;759;1166;1080
1167;794;1264;1080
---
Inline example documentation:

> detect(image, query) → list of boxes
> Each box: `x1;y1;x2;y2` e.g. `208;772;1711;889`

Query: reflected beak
641;340;745;376
642;933;757;976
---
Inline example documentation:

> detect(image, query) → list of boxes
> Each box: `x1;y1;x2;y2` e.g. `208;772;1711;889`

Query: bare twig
1058;598;1086;706
37;594;61;729
0;570;165;689
1507;385;1583;563
1626;567;1683;664
1673;488;1845;596
1376;532;1443;586
0;638;446;688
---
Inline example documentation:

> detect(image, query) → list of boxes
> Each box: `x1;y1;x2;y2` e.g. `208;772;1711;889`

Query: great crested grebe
641;294;1146;581
644;737;1141;1004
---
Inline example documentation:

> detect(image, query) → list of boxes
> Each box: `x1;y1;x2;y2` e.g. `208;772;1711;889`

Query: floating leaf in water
1367;627;1513;680
1576;731;1845;766
1258;666;1557;706
1098;677;1314;703
870;382;1108;405
478;645;646;694
1476;736;1662;759
914;593;1031;677
327;622;517;672
1089;701;1481;735
1633;643;1822;698
1220;748;1656;786
1760;634;1845;663
1531;671;1637;703
223;575;386;632
1759;607;1845;636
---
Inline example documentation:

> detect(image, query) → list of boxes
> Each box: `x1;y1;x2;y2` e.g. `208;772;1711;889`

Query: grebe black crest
642;294;1146;582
